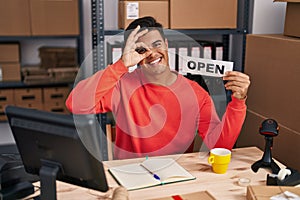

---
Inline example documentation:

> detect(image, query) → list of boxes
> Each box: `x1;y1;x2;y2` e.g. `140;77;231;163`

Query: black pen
140;164;161;181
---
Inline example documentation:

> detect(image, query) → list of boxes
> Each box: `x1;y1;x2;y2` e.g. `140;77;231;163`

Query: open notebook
108;158;196;190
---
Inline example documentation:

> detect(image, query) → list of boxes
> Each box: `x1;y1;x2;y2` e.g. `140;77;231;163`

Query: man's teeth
150;58;161;65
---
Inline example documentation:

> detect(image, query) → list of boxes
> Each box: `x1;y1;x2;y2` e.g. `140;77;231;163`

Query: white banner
181;55;233;77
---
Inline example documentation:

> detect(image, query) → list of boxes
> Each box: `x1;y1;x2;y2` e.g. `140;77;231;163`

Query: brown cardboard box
0;44;20;62
43;101;69;114
237;110;300;171
275;0;300;37
43;87;70;103
48;67;79;83
17;102;44;111
0;89;14;104
170;0;238;29
21;66;51;85
42;86;71;114
236;34;300;171
0;103;9;121
0;89;15;121
14;88;43;104
0;0;31;36
0;105;7;121
244;34;300;133
284;2;300;37
247;185;300;200
0;63;21;82
119;0;169;29
39;47;78;68
29;0;79;35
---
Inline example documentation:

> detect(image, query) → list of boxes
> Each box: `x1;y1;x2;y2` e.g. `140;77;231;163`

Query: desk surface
45;147;284;200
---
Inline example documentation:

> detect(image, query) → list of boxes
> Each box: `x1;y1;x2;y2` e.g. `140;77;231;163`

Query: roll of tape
277;168;291;181
238;178;251;187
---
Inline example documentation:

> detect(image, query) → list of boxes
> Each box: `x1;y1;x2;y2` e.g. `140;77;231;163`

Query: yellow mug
208;148;231;174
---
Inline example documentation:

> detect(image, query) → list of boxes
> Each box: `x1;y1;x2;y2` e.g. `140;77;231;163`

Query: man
66;16;250;159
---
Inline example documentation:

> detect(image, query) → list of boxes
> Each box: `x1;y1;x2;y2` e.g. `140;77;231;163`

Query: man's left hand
223;71;251;100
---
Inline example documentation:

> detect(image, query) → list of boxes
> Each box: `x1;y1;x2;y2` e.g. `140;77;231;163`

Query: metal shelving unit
91;0;251;73
91;0;106;72
0;0;84;89
90;0;108;161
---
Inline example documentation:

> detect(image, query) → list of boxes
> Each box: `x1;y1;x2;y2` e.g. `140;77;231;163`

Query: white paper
270;191;300;200
168;47;176;71
126;2;139;19
216;46;223;61
178;47;188;75
204;46;212;59
191;47;200;58
112;47;122;63
182;55;233;77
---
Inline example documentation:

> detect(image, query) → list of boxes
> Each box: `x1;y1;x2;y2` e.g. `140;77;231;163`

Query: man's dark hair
124;16;165;43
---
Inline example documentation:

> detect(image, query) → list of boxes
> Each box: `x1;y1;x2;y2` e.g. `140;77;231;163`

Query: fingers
223;71;249;80
135;28;148;41
223;71;251;100
124;26;148;54
223;71;250;85
121;27;151;68
126;25;148;44
126;25;140;42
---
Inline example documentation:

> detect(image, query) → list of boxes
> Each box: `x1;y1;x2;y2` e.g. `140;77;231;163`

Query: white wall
251;0;286;34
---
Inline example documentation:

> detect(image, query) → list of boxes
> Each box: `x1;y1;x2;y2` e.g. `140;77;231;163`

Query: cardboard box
0;103;9;121
29;0;79;35
275;0;300;37
284;2;300;37
39;47;78;68
0;89;15;121
0;0;31;36
14;88;43;104
0;89;14;104
48;67;79;83
119;0;169;29
16;102;44;111
43;87;70;103
170;0;238;29
0;44;20;62
237;34;300;171
247;185;300;200
237;110;300;171
244;34;300;133
0;63;21;82
43;101;69;114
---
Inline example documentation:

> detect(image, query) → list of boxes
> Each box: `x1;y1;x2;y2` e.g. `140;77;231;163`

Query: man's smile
149;57;162;66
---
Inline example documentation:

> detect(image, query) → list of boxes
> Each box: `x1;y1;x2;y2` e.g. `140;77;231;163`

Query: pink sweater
66;59;246;159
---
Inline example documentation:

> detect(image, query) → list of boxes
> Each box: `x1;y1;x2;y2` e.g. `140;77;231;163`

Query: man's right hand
121;25;151;68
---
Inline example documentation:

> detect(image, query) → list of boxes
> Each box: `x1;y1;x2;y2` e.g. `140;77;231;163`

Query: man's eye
153;42;162;48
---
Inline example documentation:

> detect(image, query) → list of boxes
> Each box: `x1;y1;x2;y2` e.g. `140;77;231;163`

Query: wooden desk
37;147;284;200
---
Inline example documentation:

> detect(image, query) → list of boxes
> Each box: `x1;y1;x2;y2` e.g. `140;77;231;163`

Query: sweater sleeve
65;59;128;114
213;96;246;149
198;95;247;150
